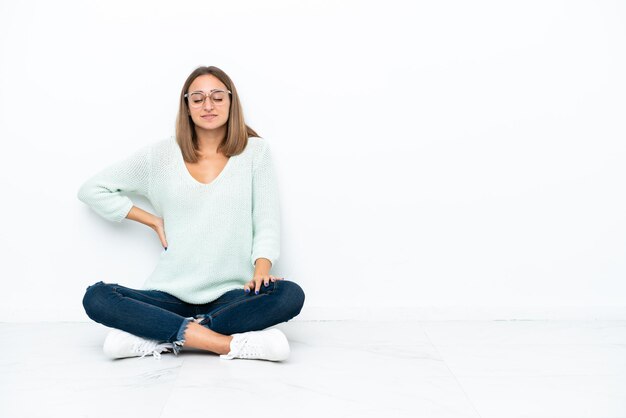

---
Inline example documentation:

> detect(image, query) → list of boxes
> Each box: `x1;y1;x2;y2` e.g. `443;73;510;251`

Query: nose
203;98;214;111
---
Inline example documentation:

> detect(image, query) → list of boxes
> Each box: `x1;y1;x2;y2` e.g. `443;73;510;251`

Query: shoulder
247;136;272;157
247;137;277;173
117;138;177;172
125;137;175;156
153;136;178;153
139;137;179;161
246;135;263;148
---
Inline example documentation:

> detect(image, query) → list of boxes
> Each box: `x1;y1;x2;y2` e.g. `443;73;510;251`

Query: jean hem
173;317;194;355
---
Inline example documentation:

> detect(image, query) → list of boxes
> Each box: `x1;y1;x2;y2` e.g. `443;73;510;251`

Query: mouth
201;114;217;120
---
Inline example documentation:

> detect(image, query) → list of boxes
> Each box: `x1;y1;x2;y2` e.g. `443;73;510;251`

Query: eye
211;91;226;100
189;93;205;103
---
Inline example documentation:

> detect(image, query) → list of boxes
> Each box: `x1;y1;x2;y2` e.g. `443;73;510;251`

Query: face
186;74;231;134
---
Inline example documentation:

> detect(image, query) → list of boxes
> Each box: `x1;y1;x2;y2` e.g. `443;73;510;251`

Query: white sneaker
220;328;290;361
103;329;176;360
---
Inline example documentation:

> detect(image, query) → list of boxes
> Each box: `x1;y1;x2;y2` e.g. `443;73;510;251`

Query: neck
195;126;227;155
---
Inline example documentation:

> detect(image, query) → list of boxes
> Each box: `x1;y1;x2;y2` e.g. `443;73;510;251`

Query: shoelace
232;335;262;359
133;340;173;359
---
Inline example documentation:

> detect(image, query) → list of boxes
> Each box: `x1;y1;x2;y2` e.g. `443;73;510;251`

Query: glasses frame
184;89;232;108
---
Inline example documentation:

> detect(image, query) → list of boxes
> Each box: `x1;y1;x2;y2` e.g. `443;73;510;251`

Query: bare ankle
183;322;233;355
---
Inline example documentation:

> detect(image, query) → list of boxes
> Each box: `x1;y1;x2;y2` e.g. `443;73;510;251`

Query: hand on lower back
151;217;168;249
126;206;168;250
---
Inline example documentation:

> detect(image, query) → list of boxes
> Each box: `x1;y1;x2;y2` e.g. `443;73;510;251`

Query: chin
195;119;226;129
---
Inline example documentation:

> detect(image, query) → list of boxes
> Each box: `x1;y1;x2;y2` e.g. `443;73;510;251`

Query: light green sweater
77;136;280;304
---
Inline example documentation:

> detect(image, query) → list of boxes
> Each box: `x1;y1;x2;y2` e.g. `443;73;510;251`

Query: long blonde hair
175;66;260;163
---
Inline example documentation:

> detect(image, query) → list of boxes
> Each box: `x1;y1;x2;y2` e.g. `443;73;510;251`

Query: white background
0;0;624;321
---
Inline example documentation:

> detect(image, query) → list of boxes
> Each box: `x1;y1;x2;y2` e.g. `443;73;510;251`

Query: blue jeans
82;279;305;354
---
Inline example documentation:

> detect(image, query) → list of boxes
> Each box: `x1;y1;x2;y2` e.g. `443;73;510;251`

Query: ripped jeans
82;279;305;354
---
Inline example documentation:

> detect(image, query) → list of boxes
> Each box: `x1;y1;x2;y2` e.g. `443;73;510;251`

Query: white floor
1;320;625;418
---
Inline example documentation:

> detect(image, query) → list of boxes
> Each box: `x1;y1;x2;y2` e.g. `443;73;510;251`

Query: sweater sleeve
77;144;152;223
250;139;281;267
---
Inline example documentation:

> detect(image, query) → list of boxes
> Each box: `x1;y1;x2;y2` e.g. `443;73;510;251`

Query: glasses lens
188;92;205;108
210;91;228;105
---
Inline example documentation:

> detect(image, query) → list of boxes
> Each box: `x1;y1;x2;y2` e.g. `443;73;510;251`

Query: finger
264;276;271;287
254;277;263;294
244;280;255;293
157;229;168;249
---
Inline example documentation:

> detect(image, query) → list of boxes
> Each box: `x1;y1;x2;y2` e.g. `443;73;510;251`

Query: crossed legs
82;279;305;356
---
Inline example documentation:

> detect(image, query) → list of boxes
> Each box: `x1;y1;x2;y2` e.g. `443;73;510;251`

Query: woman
78;66;305;362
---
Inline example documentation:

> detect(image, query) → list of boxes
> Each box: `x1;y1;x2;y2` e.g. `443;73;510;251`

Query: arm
250;140;281;269
126;205;168;248
77;143;153;223
254;257;272;276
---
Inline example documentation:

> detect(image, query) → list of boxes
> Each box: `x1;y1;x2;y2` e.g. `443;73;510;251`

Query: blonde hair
175;66;260;163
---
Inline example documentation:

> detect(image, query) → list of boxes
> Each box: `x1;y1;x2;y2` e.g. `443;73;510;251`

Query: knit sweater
77;136;280;304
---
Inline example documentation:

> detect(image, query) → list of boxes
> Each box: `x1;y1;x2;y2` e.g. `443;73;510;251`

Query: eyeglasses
184;89;231;109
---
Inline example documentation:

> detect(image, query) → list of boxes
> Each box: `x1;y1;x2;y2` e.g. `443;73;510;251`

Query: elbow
76;180;94;204
76;183;88;204
76;179;132;223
